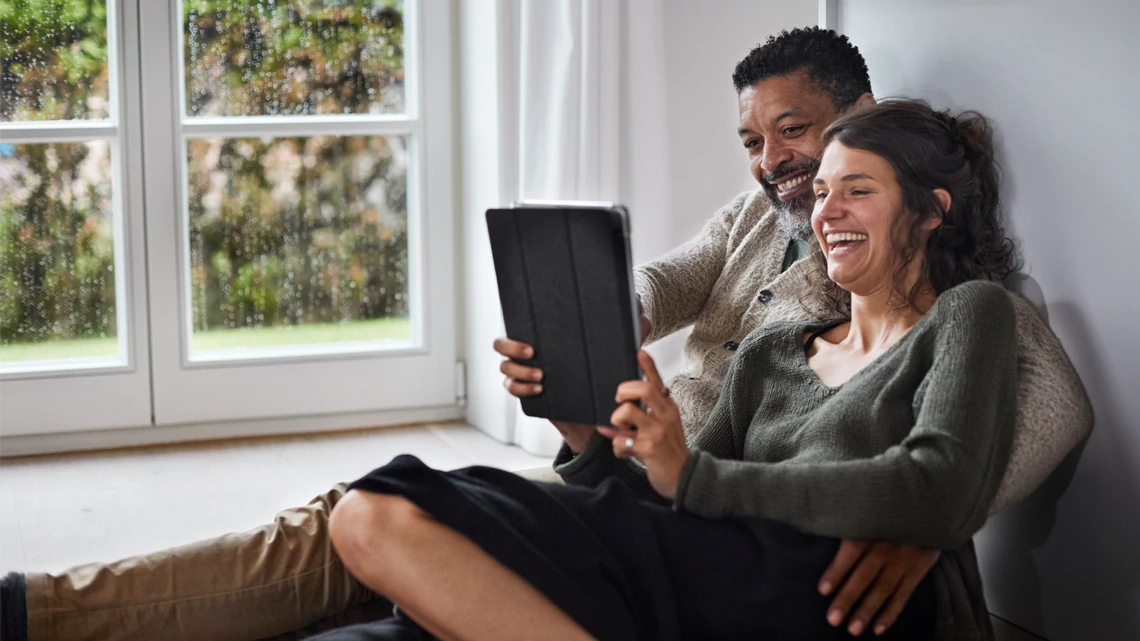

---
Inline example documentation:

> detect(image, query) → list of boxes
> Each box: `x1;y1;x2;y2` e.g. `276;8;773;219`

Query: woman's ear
925;188;951;230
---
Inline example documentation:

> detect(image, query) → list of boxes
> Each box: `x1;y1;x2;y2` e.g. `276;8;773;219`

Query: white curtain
459;0;672;456
511;0;622;455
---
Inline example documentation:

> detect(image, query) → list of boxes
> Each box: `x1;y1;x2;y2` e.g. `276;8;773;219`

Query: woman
313;99;1020;641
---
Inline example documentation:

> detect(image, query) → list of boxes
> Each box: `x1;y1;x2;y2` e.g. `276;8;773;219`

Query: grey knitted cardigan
561;279;1017;641
556;190;1092;513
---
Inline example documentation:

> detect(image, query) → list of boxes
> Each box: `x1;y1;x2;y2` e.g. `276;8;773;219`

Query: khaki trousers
24;467;561;641
25;484;385;641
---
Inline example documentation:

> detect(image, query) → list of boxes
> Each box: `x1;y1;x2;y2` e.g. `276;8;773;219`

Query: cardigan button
723;341;739;351
757;289;774;304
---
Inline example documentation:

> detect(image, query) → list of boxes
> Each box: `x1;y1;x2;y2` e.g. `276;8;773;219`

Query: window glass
0;141;117;364
183;0;405;117
185;134;410;354
0;0;111;121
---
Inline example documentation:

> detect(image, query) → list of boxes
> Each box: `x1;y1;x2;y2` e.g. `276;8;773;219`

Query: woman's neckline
795;301;940;392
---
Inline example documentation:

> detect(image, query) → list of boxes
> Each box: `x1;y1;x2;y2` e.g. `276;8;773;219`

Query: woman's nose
813;192;843;223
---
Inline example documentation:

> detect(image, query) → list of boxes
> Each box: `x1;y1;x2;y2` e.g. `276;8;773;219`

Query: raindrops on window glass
186;135;410;350
1;1;117;365
184;0;405;117
0;142;117;362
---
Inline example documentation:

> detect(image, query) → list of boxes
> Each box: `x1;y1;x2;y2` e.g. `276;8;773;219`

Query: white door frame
0;0;153;437
138;0;458;426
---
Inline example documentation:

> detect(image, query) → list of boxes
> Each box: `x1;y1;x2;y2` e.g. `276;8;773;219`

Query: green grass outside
0;317;411;364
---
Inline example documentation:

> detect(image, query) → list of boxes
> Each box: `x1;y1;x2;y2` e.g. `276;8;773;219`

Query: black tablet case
486;205;641;427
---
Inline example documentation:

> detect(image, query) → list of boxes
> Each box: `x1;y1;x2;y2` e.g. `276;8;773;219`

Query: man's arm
636;191;755;344
989;291;1094;513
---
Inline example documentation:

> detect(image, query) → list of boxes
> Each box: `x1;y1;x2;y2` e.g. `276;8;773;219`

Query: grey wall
841;2;1140;639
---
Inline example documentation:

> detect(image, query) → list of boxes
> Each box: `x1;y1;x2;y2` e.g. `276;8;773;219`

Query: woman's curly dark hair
820;99;1020;309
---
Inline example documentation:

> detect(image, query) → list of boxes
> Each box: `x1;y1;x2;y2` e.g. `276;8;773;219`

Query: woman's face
811;142;915;297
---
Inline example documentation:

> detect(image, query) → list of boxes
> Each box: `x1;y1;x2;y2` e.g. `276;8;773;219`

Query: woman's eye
815;191;828;200
851;189;870;196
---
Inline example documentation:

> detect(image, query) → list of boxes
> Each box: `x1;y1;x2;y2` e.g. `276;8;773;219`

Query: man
0;27;1091;641
496;26;1092;638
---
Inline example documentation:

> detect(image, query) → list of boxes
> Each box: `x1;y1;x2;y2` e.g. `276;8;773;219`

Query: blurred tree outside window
184;0;411;355
1;0;119;364
1;0;413;366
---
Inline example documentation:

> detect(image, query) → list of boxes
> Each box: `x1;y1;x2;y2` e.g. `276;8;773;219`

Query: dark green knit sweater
554;280;1018;641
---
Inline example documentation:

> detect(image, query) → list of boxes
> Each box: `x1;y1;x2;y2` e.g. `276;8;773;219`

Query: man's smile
775;172;814;199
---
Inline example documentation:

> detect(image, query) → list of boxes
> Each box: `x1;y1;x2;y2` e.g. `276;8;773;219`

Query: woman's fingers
637;350;664;390
610;400;649;432
609;429;638;459
615;381;674;420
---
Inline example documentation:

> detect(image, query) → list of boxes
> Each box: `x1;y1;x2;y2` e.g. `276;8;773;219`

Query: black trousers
306;455;935;641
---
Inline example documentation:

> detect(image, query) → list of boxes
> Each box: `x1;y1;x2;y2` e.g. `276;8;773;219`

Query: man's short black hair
732;27;871;110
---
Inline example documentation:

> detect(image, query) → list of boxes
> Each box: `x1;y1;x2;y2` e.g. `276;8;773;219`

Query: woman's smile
823;231;869;258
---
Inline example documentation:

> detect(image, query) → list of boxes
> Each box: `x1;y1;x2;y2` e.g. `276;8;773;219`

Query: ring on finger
624;437;635;449
661;386;670;398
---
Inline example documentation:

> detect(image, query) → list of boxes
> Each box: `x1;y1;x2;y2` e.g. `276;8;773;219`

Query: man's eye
744;140;762;149
784;125;806;136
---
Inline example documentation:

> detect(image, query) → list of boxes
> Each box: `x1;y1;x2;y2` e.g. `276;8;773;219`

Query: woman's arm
675;282;1019;550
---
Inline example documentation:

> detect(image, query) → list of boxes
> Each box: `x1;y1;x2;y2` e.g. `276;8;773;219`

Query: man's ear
854;93;876;109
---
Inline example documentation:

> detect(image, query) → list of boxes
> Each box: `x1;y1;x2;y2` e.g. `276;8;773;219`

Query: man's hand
494;337;543;397
819;540;941;636
493;337;597;452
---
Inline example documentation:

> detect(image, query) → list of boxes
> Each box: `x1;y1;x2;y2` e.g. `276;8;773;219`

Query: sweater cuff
674;450;740;518
672;449;704;512
633;269;659;345
552;433;611;484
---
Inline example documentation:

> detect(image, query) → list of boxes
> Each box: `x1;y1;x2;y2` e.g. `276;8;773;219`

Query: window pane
186;135;410;355
183;0;405;117
0;141;118;365
0;0;111;121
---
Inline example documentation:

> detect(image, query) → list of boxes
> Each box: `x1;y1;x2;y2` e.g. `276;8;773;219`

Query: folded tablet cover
486;205;641;427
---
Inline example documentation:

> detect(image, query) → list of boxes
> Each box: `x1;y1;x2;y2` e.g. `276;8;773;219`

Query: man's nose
760;140;795;176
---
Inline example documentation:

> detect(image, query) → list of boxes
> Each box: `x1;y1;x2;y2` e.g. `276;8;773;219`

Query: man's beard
761;159;819;241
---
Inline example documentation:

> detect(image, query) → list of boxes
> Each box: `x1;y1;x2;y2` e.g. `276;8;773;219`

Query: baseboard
0;405;465;458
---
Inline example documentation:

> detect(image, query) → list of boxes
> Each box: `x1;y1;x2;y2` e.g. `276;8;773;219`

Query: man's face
737;71;841;239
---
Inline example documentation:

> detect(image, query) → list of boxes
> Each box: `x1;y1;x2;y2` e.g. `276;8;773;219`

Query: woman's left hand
600;350;690;500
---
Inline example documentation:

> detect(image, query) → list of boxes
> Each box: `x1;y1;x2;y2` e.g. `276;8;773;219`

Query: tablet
486;201;642;427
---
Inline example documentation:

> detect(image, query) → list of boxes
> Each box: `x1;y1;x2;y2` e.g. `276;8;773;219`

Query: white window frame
139;0;458;426
0;0;153;436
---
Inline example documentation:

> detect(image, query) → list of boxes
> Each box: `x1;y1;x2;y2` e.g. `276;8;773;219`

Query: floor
0;422;1046;640
0;422;552;574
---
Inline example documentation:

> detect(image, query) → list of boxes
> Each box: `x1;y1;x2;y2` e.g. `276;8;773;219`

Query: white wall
642;0;816;376
841;2;1140;639
660;0;817;244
